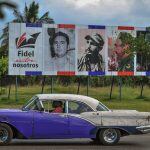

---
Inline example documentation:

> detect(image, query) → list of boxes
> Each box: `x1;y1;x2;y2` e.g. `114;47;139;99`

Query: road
1;134;150;150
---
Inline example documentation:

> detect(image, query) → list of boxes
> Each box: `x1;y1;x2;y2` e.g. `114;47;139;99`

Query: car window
42;100;66;113
28;100;38;110
96;102;110;111
68;101;93;114
22;97;43;111
42;101;52;112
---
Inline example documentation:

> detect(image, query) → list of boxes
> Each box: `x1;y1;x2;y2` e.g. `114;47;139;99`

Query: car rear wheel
99;128;121;145
0;124;13;145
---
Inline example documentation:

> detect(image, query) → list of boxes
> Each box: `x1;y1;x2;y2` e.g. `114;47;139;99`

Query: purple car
0;94;150;145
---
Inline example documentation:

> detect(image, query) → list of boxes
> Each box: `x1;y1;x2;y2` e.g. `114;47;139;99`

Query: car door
67;100;95;138
33;100;69;139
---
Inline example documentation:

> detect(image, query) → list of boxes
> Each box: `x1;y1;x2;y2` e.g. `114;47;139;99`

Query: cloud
39;0;150;26
1;0;150;44
1;0;150;28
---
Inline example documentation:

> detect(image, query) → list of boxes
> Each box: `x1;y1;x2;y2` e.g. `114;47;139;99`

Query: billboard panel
43;24;75;75
77;25;106;76
9;23;43;75
136;28;150;76
8;23;149;76
107;26;136;76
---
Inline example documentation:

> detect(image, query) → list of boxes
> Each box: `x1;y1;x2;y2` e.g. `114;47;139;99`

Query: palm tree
0;1;17;19
0;1;17;56
0;1;54;57
13;1;54;23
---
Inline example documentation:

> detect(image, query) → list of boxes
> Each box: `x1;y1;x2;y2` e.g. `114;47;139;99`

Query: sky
1;0;150;31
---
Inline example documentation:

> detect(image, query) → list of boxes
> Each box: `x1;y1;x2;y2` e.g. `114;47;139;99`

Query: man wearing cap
78;33;104;71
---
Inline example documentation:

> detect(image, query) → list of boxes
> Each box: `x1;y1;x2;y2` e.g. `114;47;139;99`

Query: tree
0;1;17;19
0;56;8;76
123;32;150;98
0;1;54;57
13;1;54;23
0;1;54;79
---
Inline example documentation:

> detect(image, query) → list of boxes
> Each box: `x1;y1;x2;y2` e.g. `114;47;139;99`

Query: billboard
77;25;106;76
107;26;136;76
43;24;75;75
9;23;43;75
9;23;150;76
136;28;150;76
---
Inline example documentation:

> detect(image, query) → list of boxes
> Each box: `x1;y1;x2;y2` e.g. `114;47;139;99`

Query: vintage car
0;94;150;145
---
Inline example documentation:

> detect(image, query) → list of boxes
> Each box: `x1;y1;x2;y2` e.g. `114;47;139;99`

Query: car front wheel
99;128;121;145
0;123;13;145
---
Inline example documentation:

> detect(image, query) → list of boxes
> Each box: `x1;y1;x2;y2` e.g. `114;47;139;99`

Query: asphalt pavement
0;134;150;150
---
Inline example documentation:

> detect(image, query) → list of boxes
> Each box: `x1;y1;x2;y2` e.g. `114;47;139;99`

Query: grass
0;84;150;112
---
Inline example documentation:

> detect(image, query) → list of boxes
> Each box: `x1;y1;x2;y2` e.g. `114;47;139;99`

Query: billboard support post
51;76;53;93
118;77;122;101
15;76;18;102
109;76;114;100
8;80;11;100
87;76;90;96
77;76;81;94
140;77;144;98
41;76;46;94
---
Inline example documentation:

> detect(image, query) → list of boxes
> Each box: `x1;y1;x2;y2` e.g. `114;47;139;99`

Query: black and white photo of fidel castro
47;28;75;71
78;33;105;71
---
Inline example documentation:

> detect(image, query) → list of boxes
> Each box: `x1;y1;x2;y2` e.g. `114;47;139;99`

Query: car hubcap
103;129;117;143
0;129;8;142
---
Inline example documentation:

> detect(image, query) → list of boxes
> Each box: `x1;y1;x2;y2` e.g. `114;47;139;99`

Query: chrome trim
103;129;118;143
59;114;68;117
67;114;96;126
0;128;9;142
136;125;150;133
66;101;68;114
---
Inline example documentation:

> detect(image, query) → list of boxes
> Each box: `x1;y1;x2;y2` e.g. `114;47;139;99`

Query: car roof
36;94;99;111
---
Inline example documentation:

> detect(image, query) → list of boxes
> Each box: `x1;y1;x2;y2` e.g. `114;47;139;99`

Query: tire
99;128;121;145
0;123;13;145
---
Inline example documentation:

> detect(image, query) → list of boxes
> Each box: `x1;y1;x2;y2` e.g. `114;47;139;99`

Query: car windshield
96;102;110;111
22;96;43;111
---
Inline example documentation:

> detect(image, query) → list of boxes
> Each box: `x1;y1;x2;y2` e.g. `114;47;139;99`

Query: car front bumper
136;125;150;134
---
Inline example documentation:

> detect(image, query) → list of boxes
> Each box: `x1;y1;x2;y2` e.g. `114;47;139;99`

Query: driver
52;101;63;113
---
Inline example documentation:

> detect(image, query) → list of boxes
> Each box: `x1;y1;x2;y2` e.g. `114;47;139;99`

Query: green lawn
0;85;150;112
